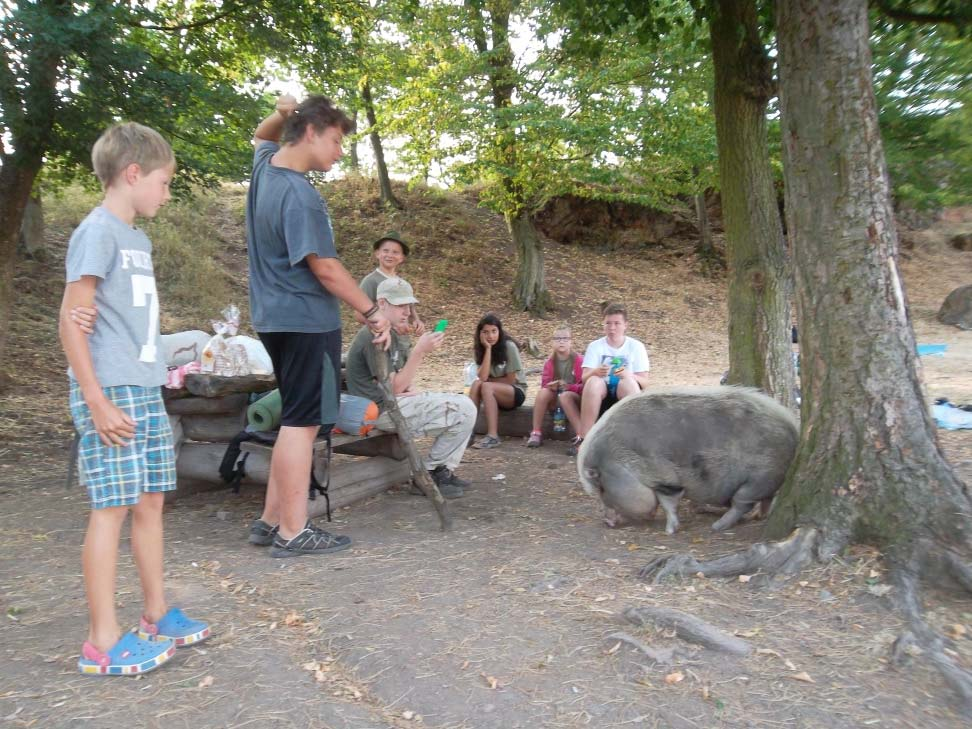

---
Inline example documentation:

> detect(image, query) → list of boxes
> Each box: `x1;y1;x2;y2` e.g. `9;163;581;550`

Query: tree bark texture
508;209;549;314
709;0;795;409
348;110;360;172
768;0;971;560
361;79;402;210
0;156;44;386
693;191;717;267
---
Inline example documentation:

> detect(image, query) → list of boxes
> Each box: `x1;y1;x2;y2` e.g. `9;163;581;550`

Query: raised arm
253;94;297;145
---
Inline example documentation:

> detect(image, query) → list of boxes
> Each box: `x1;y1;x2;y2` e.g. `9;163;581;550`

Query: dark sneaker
270;524;352;558
432;465;471;490
248;519;278;546
565;436;583;457
413;474;464;500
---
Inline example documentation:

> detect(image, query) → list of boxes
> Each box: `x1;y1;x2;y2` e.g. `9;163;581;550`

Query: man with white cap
345;277;477;498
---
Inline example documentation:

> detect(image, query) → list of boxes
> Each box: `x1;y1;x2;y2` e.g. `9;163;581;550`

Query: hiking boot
526;431;542;448
565;436;583;457
248;518;278;546
270;523;352;558
431;465;471;489
472;435;501;449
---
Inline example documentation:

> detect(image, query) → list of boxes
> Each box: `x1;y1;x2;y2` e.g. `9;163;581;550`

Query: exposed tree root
890;557;972;713
637;527;972;714
638;526;820;583
623;606;752;656
606;631;683;665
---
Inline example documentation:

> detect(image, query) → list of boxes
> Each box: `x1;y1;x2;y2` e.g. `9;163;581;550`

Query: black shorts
259;330;341;428
499;386;527;411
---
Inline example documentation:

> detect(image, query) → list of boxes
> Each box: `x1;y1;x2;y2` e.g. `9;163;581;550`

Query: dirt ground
1;194;971;728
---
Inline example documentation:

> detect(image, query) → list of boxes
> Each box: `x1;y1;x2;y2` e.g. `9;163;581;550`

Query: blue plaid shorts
69;383;177;510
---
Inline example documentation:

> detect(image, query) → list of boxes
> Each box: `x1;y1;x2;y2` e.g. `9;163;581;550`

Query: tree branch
872;0;972;28
130;1;248;32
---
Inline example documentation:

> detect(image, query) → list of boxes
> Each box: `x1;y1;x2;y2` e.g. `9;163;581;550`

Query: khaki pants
375;392;477;472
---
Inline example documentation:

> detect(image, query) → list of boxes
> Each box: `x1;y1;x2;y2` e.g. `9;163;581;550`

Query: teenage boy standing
246;94;390;558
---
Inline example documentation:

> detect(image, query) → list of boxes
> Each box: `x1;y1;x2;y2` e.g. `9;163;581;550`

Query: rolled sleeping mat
247;389;282;431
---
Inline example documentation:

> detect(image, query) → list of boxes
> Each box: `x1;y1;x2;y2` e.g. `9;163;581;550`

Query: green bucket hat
372;231;410;256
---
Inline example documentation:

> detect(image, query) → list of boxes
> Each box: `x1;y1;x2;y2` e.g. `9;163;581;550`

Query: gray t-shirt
65;207;167;388
345;326;411;411
488;340;527;391
246;142;341;333
359;269;389;302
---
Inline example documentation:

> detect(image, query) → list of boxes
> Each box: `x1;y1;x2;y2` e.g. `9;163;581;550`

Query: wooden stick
373;344;451;531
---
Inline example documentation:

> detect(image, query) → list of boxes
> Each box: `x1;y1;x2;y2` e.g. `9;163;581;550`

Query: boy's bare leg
268;425;319;539
560;391;582;432
579;378;607;437
531;388;555;431
83;506;129;651
131;492;168;623
616;378;640;399
259;473;280;526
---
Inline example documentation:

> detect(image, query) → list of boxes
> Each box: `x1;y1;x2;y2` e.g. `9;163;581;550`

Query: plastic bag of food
200;305;249;376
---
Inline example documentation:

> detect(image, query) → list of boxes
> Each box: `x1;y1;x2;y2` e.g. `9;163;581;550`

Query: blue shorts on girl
69;383;176;509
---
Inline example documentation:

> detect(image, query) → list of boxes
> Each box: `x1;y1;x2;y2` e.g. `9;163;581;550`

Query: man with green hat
358;232;425;335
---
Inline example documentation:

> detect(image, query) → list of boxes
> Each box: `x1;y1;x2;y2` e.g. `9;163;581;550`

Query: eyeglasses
551;336;571;341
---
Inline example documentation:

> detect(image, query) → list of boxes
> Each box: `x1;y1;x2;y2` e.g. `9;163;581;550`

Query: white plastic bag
200;305;249;376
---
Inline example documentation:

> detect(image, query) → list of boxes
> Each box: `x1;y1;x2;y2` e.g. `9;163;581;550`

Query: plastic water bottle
552;388;567;433
607;357;622;395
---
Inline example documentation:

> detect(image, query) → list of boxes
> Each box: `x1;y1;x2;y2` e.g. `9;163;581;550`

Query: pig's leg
711;489;757;531
653;484;684;534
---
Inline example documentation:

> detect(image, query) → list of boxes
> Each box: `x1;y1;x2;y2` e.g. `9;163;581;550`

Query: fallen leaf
627;544;639;552
606;641;622;655
283;611;303;627
482;674;500;689
461;660;470;670
594;594;614;602
701;684;710;700
402;710;416;720
491;474;506;481
302;661;318;671
789;671;815;684
737;629;760;638
947;624;967;639
738;574;752;583
198;675;215;688
664;671;685;685
867;584;893;597
756;648;783;659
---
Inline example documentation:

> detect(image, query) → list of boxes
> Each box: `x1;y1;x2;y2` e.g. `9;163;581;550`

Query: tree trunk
508;210;549;314
18;195;45;259
348;110;360;173
709;0;795;408
693;190;718;266
0;156;44;387
361;79;402;210
467;0;550;315
767;0;970;560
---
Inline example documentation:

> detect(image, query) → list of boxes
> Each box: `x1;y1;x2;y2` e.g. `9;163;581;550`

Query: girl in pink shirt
527;324;583;448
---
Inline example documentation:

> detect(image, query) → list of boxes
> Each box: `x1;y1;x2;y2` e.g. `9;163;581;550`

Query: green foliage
871;17;972;209
1;1;351;190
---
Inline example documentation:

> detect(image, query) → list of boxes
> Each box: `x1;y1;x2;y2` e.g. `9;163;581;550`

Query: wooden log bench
473;405;574;440
164;374;410;510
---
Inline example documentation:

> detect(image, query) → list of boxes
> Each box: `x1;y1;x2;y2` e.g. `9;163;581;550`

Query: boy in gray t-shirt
60;123;209;677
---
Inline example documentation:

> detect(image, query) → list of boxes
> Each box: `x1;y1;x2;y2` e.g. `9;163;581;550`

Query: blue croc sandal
139;607;211;647
78;631;175;676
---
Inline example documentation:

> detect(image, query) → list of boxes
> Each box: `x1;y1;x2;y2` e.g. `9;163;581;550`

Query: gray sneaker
270;523;352;558
248;519;278;546
472;435;501;449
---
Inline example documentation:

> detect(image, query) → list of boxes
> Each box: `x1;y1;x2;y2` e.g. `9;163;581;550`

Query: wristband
364;304;379;320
